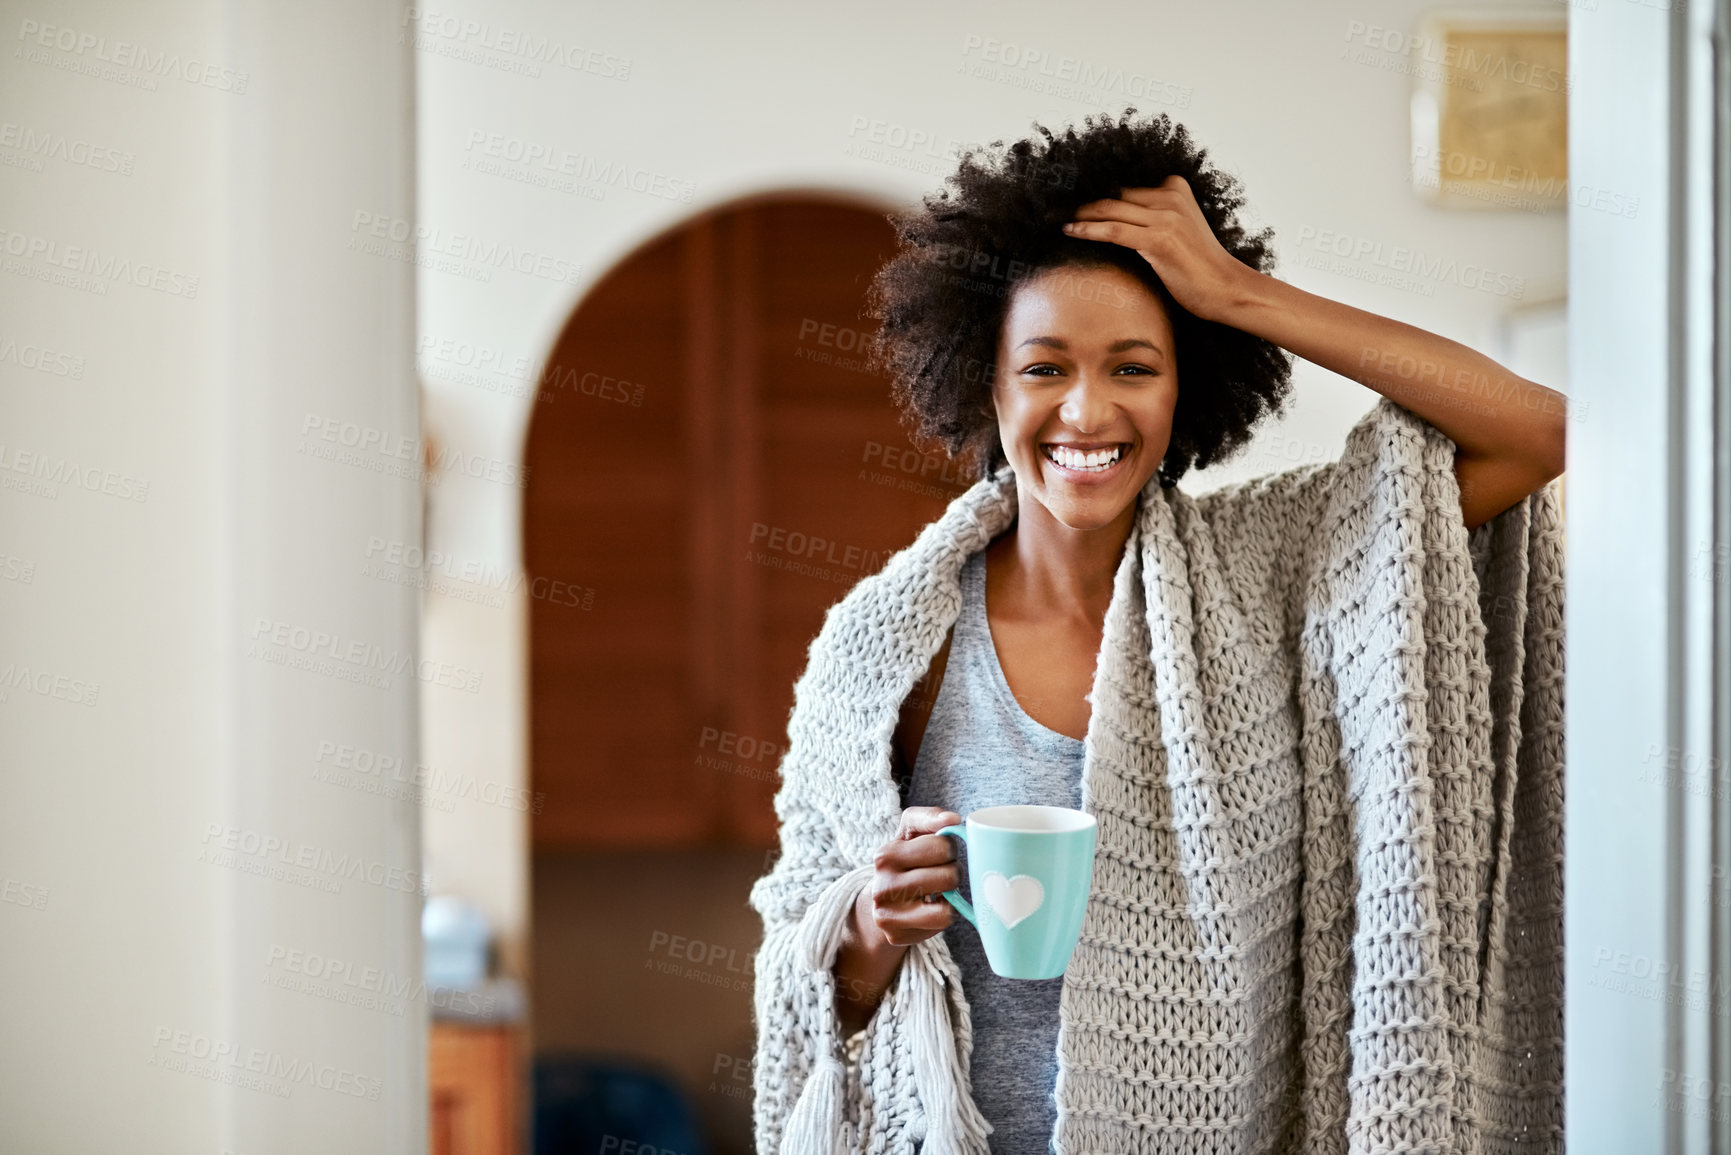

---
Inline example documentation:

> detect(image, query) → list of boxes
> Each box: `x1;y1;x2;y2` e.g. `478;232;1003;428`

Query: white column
1567;0;1723;1151
0;3;423;1152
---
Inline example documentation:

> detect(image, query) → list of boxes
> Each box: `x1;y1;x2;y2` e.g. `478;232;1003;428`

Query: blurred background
1;1;1722;1153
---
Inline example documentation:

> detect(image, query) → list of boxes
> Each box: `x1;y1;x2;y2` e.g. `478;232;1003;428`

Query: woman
751;109;1566;1154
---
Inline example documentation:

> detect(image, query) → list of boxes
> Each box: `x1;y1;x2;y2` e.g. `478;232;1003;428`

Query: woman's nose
1058;372;1115;433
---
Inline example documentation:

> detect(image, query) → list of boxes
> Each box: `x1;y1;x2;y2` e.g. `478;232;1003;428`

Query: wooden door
523;196;972;850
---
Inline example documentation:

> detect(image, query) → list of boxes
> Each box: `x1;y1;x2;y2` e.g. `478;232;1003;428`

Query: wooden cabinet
430;1022;520;1155
523;197;967;850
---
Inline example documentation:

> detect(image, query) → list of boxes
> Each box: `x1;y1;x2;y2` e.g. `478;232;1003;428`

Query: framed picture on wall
1408;8;1568;212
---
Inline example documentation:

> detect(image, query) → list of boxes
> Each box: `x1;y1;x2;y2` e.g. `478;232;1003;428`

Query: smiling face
988;262;1178;531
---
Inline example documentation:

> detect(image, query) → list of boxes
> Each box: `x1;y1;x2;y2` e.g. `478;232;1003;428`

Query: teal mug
936;804;1098;980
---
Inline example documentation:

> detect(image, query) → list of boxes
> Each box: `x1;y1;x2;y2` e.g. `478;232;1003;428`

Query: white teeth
1043;444;1124;472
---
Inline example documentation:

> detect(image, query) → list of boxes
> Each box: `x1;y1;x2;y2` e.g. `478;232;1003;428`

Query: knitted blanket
747;397;1564;1154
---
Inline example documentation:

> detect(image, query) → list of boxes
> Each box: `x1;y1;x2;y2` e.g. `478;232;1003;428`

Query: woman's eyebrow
1013;336;1165;355
1109;338;1164;355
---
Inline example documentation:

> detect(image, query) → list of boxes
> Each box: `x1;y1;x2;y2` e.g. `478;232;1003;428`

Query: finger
877;898;957;941
1115;186;1171;207
897;807;961;839
1071;198;1164;225
876;864;961;903
877;830;961;871
1060;219;1139;245
1104;185;1188;210
905;830;965;866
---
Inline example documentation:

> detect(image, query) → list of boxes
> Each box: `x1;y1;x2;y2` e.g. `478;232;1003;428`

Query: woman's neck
987;490;1138;624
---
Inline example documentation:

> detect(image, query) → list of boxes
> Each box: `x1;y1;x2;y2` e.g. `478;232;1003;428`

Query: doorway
521;194;976;1152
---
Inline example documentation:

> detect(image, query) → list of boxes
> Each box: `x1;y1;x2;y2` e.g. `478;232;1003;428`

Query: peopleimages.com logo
246;616;484;694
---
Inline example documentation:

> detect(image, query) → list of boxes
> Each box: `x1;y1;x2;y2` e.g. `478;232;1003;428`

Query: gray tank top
906;547;1086;1154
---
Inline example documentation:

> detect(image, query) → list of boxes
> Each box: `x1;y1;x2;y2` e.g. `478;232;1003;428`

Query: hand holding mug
862;806;966;948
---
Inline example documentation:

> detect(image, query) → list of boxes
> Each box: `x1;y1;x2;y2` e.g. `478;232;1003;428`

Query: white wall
414;0;1570;982
0;2;423;1151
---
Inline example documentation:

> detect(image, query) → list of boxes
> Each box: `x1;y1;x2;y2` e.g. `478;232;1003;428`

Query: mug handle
935;825;976;928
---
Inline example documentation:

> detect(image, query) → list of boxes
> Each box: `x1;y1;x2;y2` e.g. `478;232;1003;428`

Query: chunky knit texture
747;397;1564;1154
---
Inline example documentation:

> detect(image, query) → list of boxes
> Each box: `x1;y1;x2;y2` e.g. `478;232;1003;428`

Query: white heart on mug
982;871;1044;929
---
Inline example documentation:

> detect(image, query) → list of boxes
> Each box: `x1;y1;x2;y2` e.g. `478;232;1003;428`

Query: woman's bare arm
1064;177;1568;530
1212;274;1567;530
834;881;914;1036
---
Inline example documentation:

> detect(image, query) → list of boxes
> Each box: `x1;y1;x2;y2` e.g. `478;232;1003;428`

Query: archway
521;193;974;1149
523;193;974;850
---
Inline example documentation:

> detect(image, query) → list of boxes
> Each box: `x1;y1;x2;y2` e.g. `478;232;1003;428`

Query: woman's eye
1017;363;1158;377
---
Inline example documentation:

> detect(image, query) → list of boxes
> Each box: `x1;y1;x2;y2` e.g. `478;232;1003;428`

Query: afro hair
865;108;1294;488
